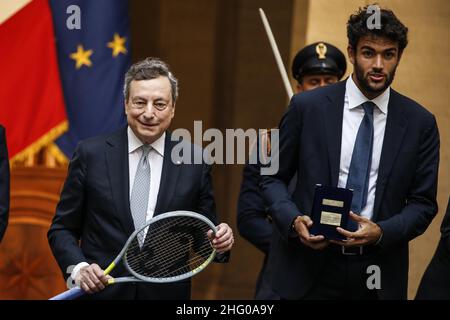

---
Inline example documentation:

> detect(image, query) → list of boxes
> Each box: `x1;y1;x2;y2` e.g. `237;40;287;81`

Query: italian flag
0;0;67;162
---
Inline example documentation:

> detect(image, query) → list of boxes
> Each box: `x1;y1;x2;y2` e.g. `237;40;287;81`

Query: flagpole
259;8;294;99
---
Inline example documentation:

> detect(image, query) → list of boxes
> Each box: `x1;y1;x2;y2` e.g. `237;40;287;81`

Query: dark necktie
346;101;375;227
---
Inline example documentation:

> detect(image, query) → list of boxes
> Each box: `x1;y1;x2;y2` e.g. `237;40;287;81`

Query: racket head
123;210;217;283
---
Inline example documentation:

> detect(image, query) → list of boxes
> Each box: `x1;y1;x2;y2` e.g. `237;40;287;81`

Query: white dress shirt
71;128;166;282
337;76;390;221
127;126;165;223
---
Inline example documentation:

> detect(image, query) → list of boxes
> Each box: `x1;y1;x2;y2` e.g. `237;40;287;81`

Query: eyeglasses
129;99;170;111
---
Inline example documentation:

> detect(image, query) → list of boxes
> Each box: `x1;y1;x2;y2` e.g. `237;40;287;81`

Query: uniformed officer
237;42;346;299
292;41;347;92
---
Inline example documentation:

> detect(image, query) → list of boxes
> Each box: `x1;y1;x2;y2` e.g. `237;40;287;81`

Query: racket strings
130;217;211;264
146;237;215;276
126;240;213;277
126;221;212;277
128;222;212;273
155;247;215;278
148;216;212;255
125;216;215;279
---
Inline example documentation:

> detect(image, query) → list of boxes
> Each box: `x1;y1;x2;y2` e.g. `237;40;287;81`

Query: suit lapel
105;127;135;236
372;90;408;221
154;132;182;215
323;81;346;187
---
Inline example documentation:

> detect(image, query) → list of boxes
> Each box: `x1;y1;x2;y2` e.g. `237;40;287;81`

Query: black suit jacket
237;158;296;299
416;196;450;299
48;128;225;299
237;161;277;299
0;125;9;242
261;81;440;300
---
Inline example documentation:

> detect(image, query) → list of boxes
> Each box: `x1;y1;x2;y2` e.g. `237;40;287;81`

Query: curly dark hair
347;4;408;53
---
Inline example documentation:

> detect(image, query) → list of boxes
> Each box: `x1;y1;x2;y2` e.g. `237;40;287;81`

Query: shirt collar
346;75;389;114
127;126;165;157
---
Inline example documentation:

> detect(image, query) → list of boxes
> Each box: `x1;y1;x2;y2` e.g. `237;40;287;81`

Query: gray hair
123;57;179;103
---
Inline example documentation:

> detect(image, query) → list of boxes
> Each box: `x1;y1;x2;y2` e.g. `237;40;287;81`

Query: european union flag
49;0;131;157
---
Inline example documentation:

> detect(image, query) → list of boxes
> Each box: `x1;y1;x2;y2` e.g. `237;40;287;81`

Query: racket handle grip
49;287;85;300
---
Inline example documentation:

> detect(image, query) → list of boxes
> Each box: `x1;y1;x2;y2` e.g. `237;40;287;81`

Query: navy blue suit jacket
237;158;295;299
238;162;272;255
261;81;440;299
48;128;226;299
237;161;276;299
0;125;9;242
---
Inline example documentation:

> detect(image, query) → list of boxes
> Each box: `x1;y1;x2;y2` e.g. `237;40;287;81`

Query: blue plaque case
309;185;353;240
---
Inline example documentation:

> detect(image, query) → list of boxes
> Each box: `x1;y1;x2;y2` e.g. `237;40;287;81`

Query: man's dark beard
354;59;397;96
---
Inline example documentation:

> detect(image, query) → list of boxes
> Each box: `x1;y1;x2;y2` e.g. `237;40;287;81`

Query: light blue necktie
346;101;375;229
130;145;152;238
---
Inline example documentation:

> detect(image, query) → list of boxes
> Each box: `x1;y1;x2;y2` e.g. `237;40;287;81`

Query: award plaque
309;184;353;240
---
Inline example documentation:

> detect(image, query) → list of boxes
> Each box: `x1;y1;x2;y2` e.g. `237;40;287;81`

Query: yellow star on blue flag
107;33;127;57
70;45;93;69
50;0;131;157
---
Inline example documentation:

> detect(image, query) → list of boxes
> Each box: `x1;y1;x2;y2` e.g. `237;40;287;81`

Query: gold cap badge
316;43;327;59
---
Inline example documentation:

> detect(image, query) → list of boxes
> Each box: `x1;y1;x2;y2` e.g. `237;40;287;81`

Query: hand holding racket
208;222;234;253
50;210;232;300
73;263;112;294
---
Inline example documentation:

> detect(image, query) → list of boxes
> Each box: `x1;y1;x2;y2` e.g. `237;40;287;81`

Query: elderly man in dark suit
48;58;234;299
0;125;9;242
260;6;440;300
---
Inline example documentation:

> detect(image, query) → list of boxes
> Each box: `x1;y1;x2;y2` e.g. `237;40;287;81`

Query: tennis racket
50;210;217;300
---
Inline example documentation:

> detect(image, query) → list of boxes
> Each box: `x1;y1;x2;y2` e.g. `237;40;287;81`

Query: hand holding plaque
293;215;329;250
309;185;353;241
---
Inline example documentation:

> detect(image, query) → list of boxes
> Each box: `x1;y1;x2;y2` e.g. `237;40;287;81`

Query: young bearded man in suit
0;125;9;242
237;42;347;300
260;6;440;300
48;58;234;299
